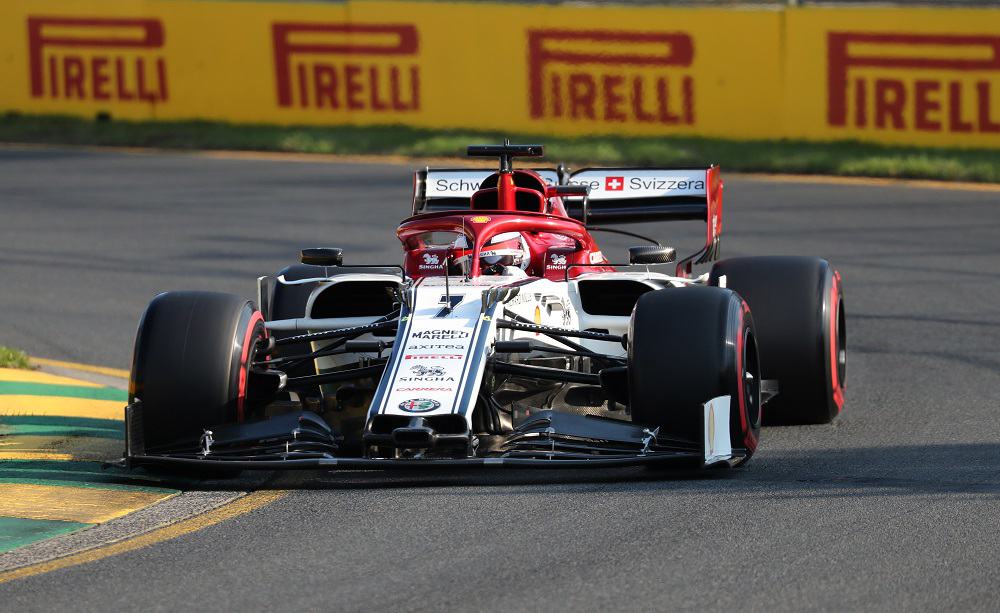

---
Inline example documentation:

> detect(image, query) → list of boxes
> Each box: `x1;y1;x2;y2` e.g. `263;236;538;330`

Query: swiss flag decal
605;176;624;191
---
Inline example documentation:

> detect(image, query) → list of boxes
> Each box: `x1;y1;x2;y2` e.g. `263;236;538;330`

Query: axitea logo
528;29;695;125
28;17;168;102
828;32;1000;134
272;23;420;112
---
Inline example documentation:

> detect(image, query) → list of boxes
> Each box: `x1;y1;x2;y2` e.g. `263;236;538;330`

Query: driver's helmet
479;232;530;273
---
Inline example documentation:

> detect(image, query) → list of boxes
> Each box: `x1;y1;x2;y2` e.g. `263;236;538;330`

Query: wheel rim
236;311;266;422
836;296;847;387
742;327;761;429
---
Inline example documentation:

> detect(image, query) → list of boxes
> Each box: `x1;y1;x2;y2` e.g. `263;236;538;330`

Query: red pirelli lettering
27;16;167;103
827;32;1000;134
272;23;420;112
527;29;695;125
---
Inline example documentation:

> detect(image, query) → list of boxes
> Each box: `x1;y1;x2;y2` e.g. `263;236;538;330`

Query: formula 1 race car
124;143;846;473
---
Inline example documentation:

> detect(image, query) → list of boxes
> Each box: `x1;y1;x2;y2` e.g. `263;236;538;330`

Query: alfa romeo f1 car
124;144;846;472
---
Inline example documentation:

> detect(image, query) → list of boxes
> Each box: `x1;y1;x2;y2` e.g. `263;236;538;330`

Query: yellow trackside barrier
1;0;998;148
785;7;1000;149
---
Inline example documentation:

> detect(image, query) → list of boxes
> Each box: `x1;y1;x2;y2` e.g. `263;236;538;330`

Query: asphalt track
1;146;999;611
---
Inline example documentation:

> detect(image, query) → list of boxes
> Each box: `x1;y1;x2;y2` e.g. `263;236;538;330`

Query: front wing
124;404;746;472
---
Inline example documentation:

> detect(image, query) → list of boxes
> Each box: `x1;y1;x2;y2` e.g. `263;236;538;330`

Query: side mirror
628;245;676;265
300;247;343;266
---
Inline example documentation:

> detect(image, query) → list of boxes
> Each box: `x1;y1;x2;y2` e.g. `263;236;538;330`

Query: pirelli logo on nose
828;32;1000;134
272;23;420;112
27;17;168;103
528;29;695;125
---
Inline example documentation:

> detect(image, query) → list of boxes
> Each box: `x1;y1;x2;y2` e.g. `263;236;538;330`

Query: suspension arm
491;360;601;385
496;320;624;344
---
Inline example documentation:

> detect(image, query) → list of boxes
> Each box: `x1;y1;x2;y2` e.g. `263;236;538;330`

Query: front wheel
129;291;266;451
628;286;761;466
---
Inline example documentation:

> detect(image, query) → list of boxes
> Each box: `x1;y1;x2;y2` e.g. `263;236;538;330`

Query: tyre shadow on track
745;442;1000;500
189;442;998;499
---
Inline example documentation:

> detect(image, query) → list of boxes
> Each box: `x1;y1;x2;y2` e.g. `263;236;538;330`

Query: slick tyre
710;256;846;425
130;291;266;451
628;286;761;464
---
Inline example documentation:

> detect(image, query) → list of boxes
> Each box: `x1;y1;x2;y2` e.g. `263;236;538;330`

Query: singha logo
547;253;569;270
410;365;445;377
419;252;443;270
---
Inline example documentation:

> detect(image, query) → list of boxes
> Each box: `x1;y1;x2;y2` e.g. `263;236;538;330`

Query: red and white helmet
479;232;530;271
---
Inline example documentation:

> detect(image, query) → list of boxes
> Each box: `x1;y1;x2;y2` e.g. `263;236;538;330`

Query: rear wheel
129;291;266;451
628;286;761;465
710;256;846;425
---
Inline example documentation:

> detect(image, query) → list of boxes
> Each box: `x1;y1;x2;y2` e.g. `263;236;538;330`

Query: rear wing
564;166;723;274
412;168;562;215
562;168;711;223
410;164;723;275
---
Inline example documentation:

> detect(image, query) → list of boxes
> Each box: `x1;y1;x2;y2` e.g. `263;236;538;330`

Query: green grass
0;346;34;370
3;113;1000;183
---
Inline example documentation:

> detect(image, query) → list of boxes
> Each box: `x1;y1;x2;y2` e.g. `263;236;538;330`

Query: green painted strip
0;423;124;440
0;516;92;553
0;381;128;402
0;478;178;494
0;461;180;494
0;415;124;431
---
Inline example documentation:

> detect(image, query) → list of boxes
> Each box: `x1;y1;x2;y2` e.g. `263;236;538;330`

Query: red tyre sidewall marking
237;311;265;423
829;271;845;413
736;301;757;452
